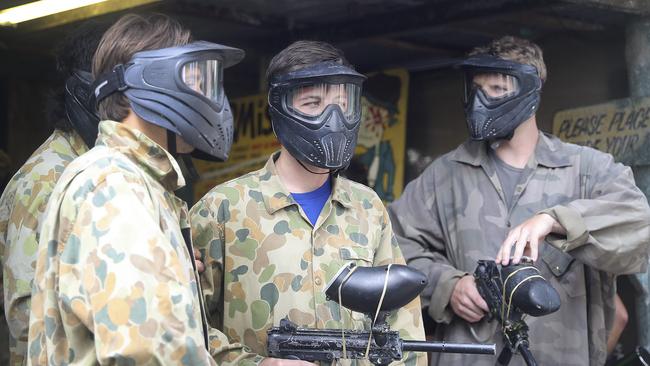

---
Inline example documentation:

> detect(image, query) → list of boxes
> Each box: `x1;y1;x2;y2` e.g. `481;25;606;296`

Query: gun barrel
402;340;496;355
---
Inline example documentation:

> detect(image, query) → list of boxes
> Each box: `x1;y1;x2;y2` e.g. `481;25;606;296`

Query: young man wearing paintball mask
389;36;650;365
190;40;427;365
0;21;104;366
26;14;251;364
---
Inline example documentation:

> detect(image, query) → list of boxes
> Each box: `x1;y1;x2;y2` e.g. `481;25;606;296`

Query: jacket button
315;277;322;286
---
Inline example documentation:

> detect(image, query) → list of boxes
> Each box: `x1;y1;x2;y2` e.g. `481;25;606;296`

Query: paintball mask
65;70;100;148
92;41;245;161
458;55;542;141
268;62;366;170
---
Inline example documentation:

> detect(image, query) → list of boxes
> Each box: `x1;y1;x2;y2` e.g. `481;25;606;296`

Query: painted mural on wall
193;68;409;203
552;96;650;165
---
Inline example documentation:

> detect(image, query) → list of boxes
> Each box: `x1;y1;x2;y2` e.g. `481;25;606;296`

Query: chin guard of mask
268;62;366;170
458;55;542;141
324;262;427;315
65;70;100;148
92;41;245;161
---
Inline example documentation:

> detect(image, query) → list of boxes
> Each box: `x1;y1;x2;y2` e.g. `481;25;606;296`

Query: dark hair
46;20;105;132
93;13;192;122
266;40;352;81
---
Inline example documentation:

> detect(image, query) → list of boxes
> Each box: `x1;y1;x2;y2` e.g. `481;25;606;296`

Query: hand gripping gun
267;263;496;365
474;258;561;366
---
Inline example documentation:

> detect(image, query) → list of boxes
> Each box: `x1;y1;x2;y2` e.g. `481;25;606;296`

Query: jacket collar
260;152;355;215
450;131;572;168
59;129;90;157
96;121;185;191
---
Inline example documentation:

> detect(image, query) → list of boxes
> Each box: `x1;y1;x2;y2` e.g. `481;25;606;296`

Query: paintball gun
474;258;561;366
267;263;497;365
613;346;650;366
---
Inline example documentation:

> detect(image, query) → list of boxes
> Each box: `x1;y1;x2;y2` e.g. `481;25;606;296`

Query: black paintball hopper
501;258;561;317
324;263;427;314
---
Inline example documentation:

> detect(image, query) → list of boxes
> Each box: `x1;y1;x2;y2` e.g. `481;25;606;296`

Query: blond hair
469;36;547;83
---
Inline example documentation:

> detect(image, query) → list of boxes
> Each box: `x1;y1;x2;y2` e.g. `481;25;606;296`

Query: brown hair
92;13;192;121
469;36;547;83
266;40;353;81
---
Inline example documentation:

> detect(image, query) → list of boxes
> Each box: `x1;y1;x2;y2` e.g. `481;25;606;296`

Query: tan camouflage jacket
389;132;650;366
27;121;239;365
0;130;88;366
190;152;427;365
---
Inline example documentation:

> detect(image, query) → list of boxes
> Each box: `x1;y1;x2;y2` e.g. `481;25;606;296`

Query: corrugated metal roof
0;0;643;89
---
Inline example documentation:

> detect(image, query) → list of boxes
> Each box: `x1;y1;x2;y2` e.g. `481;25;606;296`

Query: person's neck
493;117;539;169
275;148;329;193
121;110;168;149
121;110;193;154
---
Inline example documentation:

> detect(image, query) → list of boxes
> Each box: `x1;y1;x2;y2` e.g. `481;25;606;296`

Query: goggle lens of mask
284;82;361;122
464;72;520;105
181;59;222;102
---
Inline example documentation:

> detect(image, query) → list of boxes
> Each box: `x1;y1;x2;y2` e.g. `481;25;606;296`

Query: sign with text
552;96;650;164
193;69;409;203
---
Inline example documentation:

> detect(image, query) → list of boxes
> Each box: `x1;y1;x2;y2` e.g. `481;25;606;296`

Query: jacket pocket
339;246;374;265
540;243;586;298
338;246;375;325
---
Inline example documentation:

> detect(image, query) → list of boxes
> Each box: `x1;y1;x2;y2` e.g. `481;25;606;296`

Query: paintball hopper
501;258;560;316
324;263;427;314
479;257;561;317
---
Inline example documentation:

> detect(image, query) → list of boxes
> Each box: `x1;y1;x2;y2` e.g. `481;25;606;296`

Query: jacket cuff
244;356;265;365
428;269;467;324
539;205;589;252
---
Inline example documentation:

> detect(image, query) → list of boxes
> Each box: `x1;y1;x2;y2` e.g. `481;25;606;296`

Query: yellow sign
194;69;409;202
552;96;650;163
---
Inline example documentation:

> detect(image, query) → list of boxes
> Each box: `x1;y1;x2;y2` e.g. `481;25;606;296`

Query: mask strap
91;64;128;106
180;154;200;181
167;130;177;156
295;158;333;175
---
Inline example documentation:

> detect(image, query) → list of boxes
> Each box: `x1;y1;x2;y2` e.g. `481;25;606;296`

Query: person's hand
450;275;489;323
496;213;565;266
193;248;205;273
260;358;317;366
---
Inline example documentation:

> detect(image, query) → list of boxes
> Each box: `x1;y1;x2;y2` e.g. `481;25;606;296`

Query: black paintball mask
65;70;100;148
268;62;366;171
92;41;245;161
459;55;542;141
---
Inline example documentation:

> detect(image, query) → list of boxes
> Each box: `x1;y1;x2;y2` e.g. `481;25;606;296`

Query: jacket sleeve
37;174;219;365
190;196;264;365
373;201;427;366
387;164;466;324
541;149;650;275
0;188;10;311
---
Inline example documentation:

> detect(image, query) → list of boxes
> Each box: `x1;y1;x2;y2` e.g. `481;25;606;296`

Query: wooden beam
366;37;453;55
560;0;650;15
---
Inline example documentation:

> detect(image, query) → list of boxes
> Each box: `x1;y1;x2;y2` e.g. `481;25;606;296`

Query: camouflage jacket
0;130;88;366
27;121;239;365
389;132;650;366
190;152;427;365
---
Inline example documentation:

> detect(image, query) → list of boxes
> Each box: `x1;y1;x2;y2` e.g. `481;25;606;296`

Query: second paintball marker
474;258;561;366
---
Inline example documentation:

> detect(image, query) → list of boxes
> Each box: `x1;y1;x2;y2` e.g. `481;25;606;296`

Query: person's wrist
539;212;566;235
